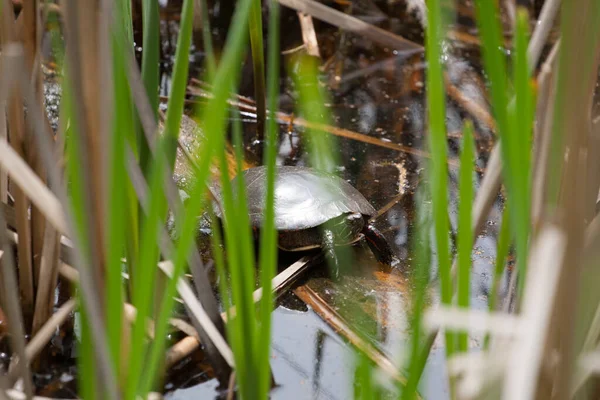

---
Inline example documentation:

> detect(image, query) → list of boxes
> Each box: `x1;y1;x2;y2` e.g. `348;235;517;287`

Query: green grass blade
105;14;135;377
511;8;533;296
424;0;453;357
473;1;532;297
290;55;337;173
213;107;259;398
124;150;167;399
354;352;379;400
456;121;475;353
217;145;255;398
256;0;281;396
249;0;266;139
401;189;431;400
139;0;160;175
63;74;100;400
163;0;195;169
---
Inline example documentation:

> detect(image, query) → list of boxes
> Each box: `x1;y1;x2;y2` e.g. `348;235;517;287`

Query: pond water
157;0;517;398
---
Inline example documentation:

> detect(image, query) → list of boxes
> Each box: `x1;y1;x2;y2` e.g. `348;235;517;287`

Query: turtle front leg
362;223;397;266
321;229;341;279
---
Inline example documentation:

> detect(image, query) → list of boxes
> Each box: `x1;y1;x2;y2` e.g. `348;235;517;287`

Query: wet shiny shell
216;166;376;231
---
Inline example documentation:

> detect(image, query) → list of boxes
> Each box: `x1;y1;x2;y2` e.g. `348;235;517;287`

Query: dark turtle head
328;212;365;245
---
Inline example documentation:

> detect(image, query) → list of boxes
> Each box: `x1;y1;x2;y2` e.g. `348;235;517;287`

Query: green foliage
424;0;453;359
163;0;195;169
401;190;431;400
473;2;533;296
256;0;281;395
456;121;475;353
138;0;160;175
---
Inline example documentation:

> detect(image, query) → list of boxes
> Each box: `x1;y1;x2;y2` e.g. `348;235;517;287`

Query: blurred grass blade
473;1;532;297
290;55;355;280
456;121;475;353
256;0;281;397
401;189;431;400
139;0;160;175
216;138;255;397
511;8;533;296
290;55;337;172
354;352;381;400
105;0;136;379
249;0;266;142
125;148;167;399
424;0;453;358
163;0;195;169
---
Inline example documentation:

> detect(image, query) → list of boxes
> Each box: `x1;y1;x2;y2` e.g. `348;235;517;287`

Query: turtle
215;166;397;276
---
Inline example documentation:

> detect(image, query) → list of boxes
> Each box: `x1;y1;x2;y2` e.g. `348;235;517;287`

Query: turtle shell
216;166;376;231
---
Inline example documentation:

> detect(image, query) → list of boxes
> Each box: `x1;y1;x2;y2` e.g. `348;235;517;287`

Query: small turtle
215;166;397;276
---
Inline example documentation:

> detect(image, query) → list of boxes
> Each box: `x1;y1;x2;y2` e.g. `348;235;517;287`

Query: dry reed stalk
62;0;107;297
278;0;422;54
530;42;559;228
542;2;600;397
0;7;35;329
8;46;119;396
0;139;67;234
31;224;60;336
527;0;561;70
22;0;48;299
0;74;6;205
297;12;320;58
0;191;33;396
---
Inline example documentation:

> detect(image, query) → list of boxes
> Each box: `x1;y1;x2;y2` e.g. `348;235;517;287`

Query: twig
0;139;68;234
278;0;423;54
297;12;320;57
4;390;75;400
527;0;561;70
294;284;413;388
23;299;76;365
1;39;35;329
226;372;236;400
165;255;319;367
530;41;559;226
158;261;235;368
186;83;477;171
0;191;33;397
